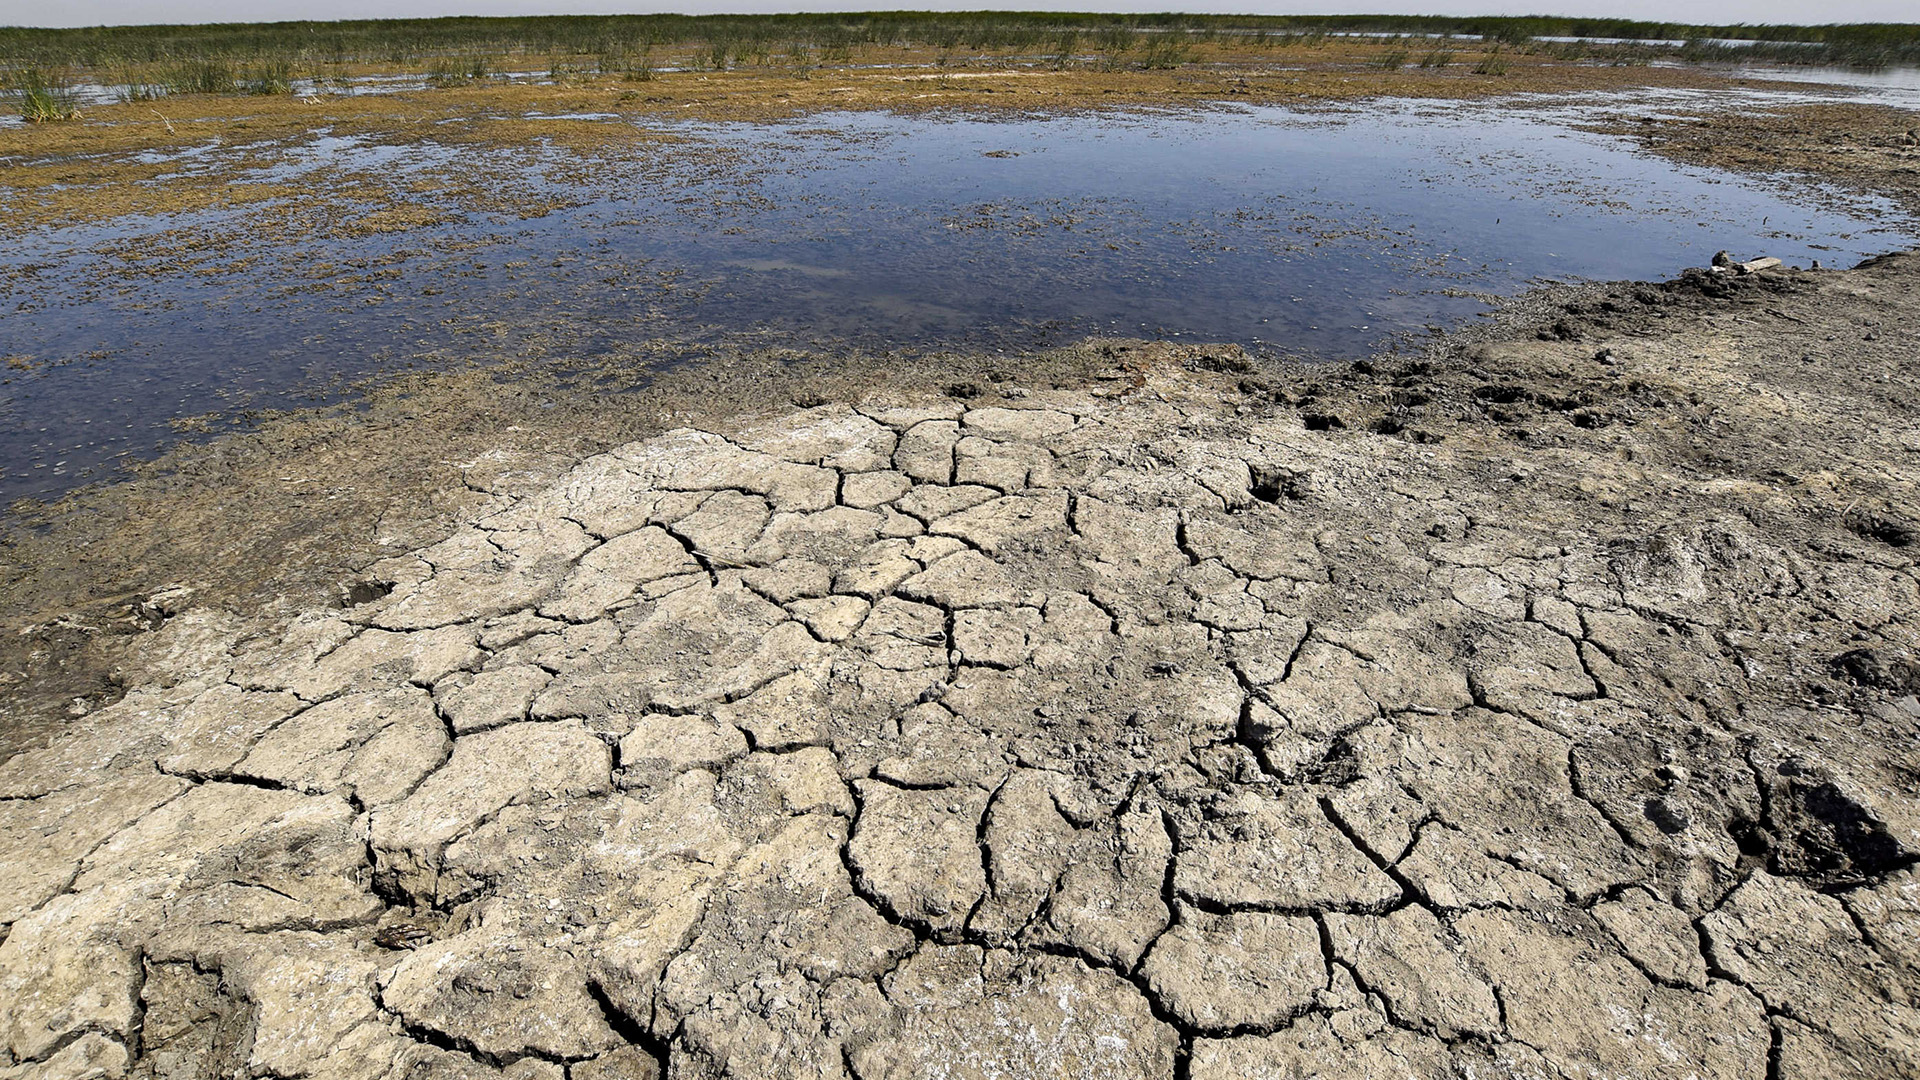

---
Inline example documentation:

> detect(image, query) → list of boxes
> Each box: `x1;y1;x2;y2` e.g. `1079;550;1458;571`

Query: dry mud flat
4;254;1920;1079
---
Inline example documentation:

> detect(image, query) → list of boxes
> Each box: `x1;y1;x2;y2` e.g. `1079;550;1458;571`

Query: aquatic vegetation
7;67;79;121
1376;48;1411;69
427;55;491;85
163;59;237;94
19;91;76;122
594;45;653;81
1135;36;1190;70
115;78;166;102
1473;50;1511;76
245;59;294;95
1095;26;1139;52
3;14;1913;95
1050;30;1079;70
0;14;1913;71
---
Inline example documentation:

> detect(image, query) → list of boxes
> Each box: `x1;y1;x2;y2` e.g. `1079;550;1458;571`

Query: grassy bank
2;13;1917;90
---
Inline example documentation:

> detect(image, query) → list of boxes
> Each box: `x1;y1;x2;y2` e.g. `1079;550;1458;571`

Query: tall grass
1094;25;1138;52
1472;49;1511;76
7;66;78;121
1049;30;1079;70
0;13;1914;93
427;55;490;85
1135;36;1191;70
115;69;166;101
245;59;293;94
164;59;236;94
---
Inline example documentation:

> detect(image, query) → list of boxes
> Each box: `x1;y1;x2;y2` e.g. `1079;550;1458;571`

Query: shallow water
1731;63;1920;96
2;96;1916;506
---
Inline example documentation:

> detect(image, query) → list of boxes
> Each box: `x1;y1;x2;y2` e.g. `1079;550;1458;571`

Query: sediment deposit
5;254;1920;1078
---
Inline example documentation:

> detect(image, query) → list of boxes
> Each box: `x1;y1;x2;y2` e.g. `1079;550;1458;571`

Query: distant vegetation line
1;12;1917;112
3;13;1918;65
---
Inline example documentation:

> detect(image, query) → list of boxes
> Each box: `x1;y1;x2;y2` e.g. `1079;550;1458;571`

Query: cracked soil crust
3;254;1920;1079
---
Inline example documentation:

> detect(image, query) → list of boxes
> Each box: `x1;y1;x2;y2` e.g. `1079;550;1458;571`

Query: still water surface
2;95;1914;505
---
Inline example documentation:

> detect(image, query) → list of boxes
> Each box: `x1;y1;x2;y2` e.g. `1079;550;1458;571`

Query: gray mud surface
4;253;1920;1078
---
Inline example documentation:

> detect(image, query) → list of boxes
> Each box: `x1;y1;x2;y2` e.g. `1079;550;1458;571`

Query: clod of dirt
1844;509;1918;548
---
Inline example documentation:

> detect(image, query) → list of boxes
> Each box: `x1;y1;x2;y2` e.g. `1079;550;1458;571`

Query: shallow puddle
2;94;1916;505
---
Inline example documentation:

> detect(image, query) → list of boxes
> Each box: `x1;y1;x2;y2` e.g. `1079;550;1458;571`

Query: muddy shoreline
5;51;1914;534
1581;99;1920;219
1;249;1917;1078
0;247;1909;748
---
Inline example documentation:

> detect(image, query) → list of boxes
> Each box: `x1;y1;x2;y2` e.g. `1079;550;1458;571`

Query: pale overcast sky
0;0;1907;31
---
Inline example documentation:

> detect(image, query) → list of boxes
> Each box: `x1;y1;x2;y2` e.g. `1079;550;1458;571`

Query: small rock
373;922;435;951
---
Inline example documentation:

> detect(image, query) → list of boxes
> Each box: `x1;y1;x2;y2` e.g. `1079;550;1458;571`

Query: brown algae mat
2;251;1919;1078
0;39;1838;232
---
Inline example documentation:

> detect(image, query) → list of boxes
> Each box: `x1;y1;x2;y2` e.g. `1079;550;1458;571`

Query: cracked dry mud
6;256;1920;1080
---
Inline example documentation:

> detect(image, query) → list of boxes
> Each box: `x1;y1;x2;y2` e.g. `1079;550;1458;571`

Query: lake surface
1731;63;1920;96
2;95;1916;506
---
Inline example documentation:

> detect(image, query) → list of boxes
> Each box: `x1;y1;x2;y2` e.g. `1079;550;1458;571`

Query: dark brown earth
1583;99;1920;218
